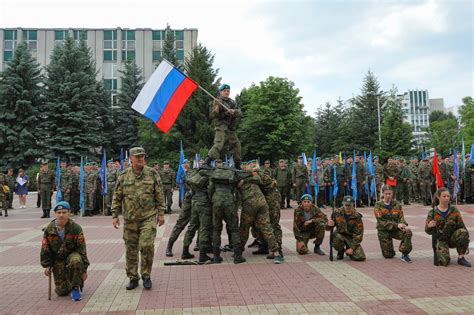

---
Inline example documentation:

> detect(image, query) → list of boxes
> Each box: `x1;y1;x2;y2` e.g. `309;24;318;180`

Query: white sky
1;0;472;116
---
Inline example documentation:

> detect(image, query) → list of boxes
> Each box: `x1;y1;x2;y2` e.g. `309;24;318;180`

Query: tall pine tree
380;99;414;159
0;42;43;169
162;23;177;66
112;61;143;154
40;37;107;160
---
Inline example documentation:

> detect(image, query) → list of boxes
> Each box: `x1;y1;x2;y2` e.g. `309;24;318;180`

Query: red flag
432;149;444;189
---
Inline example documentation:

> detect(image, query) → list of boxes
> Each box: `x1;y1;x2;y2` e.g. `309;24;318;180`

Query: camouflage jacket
38;170;55;190
418;162;432;181
209;97;241;131
159;169;176;187
111;165;165;220
0;173;7;197
60;168;70;191
84;170;98;193
425;205;468;242
293;204;327;240
273;167;291;187
292;164;308;182
40;219;89;269
238;171;266;206
331;207;364;249
374;163;384;184
374;200;408;231
5;174;15;189
384;163;400;180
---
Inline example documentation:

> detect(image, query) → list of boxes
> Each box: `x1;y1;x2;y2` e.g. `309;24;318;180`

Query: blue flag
120;147;124;171
333;164;338;199
351;150;357;202
310;150;319;198
56;156;63;203
461;137;466;176
176;141;186;204
99;149;107;196
79;157;85;216
302;152;308;166
470;144;474;164
368;151;376;198
453;148;460;196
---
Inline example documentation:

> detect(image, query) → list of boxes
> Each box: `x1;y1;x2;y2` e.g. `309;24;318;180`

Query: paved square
1;193;473;314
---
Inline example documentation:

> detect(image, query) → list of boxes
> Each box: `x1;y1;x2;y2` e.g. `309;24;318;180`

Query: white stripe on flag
132;61;174;114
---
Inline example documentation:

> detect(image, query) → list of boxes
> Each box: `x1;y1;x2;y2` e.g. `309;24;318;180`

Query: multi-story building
400;89;431;148
0;28;198;105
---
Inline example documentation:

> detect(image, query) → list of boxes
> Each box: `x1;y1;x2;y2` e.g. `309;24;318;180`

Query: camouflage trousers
296;224;325;255
240;200;277;253
212;191;240;250
419;180;432;204
182;198;201;247
69;189;80;213
7;189;14;209
163;185;173;209
60;189;70;203
409;181;420;201
208;127;242;163
196;198;213;252
105;186;115;209
377;228;412;258
333;233;366;261
168;194;192;244
84;191;94;211
0;193;7;212
52;252;85;296
253;191;283;247
278;186;289;208
294;179;306;201
436;228;470;266
396;182;409;204
123;215;157;281
40;188;53;210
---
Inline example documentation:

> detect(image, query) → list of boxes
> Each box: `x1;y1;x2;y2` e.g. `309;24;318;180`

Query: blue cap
183;159;190;164
219;83;230;91
300;194;313;201
53;201;70;212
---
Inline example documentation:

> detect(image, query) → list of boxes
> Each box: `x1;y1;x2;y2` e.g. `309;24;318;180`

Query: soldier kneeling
327;196;366;261
293;194;327;255
426;188;471;267
40;201;89;301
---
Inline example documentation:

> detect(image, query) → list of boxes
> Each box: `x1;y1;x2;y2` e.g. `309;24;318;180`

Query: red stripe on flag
155;78;198;133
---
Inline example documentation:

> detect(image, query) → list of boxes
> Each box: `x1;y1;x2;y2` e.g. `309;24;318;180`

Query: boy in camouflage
293;194;327;255
40;201;89;301
374;185;413;263
425;187;471;267
327;195;365;261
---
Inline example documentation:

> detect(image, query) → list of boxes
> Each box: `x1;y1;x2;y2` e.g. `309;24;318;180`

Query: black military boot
247;238;260;248
199;251;212;263
142;277;152;290
40;210;47;218
213;247;223;264
233;248;246;264
0;210;2;216
202;156;212;169
181;245;195;259
313;244;326;255
234;162;241;170
166;241;174;257
46;210;51;218
337;251;344;260
126;279;139;290
252;243;269;255
4;209;7;217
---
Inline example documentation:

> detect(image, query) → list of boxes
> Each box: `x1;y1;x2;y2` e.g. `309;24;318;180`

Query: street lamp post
367;91;383;149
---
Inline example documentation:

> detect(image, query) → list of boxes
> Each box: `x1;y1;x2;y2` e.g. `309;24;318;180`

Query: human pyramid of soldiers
2;84;471;302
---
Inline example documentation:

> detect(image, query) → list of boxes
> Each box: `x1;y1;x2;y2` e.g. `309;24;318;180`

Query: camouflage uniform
111;165;165;281
207;97;242;164
69;171;80;214
418;160;433;205
293;204;327;255
465;160;474;203
331;207;366;261
40;219;89;296
5;173;15;209
273;166;292;208
259;172;283;250
106;167;119;212
292;163;308;201
84;169;97;214
333;163;346;206
238;171;278;253
168;169;194;246
60;168;71;203
374;161;384;200
374;200;412;258
407;162;420;202
356;161;367;206
384;162;400;196
38;168;55;217
0;173;8;215
425;206;470;266
159;167;176;213
396;163;411;204
209;166;240;254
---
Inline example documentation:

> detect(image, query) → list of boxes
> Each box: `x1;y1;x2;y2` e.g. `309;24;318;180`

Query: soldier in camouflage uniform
69;166;80;215
396;159;411;205
333;156;346;207
6;168;15;209
327;195;365;261
105;160;119;215
60;161;71;203
166;159;193;257
425;187;471;267
374;156;384;201
203;84;242;170
293;194;327;255
0;171;8;216
418;157;433;205
262;160;272;176
273;159;292;209
159;161;175;214
40;201;89;300
374;185;413;263
465;156;473;203
238;167;284;263
384;158;400;198
355;155;368;207
408;158;420;202
209;164;246;264
112;147;165;290
83;164;97;216
292;156;308;202
317;158;326;207
38;161;56;218
439;157;451;195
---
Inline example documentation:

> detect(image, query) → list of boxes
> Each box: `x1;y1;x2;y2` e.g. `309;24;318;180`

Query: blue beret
53;201;70;211
300;194;313;201
219;83;230;91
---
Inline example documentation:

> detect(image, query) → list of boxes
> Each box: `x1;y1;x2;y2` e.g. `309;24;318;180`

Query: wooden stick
48;270;52;300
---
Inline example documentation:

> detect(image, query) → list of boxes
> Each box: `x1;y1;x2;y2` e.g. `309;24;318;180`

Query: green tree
237;76;310;161
162;23;177;66
40;37;109;160
313;99;345;156
0;42;44;169
112;61;143;154
429;110;456;124
379;100;414;159
459;96;474;148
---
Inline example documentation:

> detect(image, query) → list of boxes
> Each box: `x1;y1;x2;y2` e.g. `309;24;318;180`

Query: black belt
215;187;233;193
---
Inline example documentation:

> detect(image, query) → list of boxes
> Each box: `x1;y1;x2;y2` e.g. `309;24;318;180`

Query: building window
152;50;161;61
23;30;37;51
121;30;135;61
103;30;117;61
176;49;184;61
3;30;17;61
152;30;162;62
174;30;184;40
152;30;162;41
73;30;88;42
55;30;68;45
103;79;118;91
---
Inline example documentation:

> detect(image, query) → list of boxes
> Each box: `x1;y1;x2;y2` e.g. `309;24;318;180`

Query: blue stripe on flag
144;68;186;122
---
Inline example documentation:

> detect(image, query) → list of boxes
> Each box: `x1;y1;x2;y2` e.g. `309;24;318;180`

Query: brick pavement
1;192;473;314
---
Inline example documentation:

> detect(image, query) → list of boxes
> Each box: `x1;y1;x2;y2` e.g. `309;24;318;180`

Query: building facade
400;89;431;148
0;28;198;104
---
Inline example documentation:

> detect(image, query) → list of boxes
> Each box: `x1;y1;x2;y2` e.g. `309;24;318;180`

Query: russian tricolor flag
132;60;198;133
